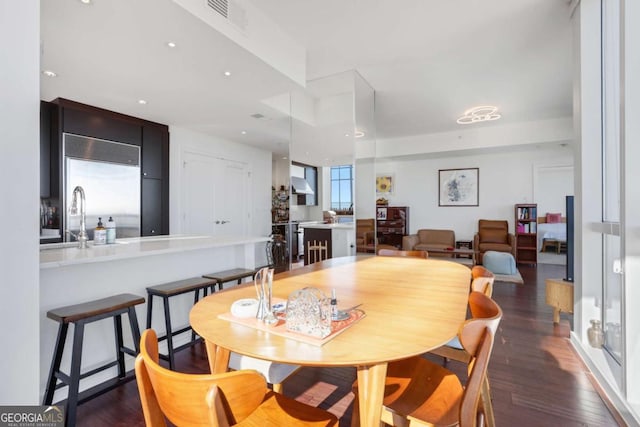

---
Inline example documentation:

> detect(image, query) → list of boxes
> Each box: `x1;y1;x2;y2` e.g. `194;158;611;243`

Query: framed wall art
438;168;479;206
376;174;394;194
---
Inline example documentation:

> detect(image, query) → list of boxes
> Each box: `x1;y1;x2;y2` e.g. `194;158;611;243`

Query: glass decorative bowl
285;287;331;338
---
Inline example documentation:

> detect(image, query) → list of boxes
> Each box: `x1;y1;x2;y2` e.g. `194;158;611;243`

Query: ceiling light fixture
354;130;365;138
138;99;147;105
42;70;57;77
166;42;177;48
224;71;232;77
79;0;92;4
241;130;247;135
456;106;501;125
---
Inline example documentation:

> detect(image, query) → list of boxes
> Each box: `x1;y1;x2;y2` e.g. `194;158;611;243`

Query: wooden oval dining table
190;255;471;426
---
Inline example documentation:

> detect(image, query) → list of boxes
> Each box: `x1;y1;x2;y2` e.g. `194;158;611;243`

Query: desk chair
135;329;338;427
351;292;502;427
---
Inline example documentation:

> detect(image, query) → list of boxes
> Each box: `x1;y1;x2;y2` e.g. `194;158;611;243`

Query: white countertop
40;234;269;269
299;223;354;230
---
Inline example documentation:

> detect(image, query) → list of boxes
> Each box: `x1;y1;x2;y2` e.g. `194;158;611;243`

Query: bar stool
145;277;218;370
202;268;256;291
307;240;329;265
43;293;145;427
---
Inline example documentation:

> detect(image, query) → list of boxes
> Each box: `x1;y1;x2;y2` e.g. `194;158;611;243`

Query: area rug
493;269;524;285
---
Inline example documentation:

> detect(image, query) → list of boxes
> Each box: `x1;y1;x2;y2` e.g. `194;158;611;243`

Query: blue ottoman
483;251;517;275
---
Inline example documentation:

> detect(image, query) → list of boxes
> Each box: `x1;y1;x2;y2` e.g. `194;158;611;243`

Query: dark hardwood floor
75;263;623;426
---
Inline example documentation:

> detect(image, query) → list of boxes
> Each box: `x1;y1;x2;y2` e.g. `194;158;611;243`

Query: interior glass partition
288;70;376;262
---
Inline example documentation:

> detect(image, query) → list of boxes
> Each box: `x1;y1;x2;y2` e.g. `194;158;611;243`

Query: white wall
376;146;573;241
0;1;40;404
168;126;272;264
534;165;574;216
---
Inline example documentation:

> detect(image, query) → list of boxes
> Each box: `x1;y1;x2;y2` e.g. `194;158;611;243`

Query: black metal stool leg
66;320;85;427
191;289;200;342
43;322;68;405
146;293;154;329
128;306;141;354
114;314;125;378
162;296;175;370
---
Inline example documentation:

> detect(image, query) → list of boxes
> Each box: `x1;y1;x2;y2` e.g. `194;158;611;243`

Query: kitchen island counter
39;234;266;404
300;223;355;265
40;234;268;269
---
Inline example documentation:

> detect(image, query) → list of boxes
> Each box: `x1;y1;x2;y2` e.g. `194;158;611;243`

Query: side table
545;278;574;324
455;240;473;259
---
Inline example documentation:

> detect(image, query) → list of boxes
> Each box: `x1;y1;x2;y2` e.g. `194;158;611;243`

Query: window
330;165;353;211
601;0;622;365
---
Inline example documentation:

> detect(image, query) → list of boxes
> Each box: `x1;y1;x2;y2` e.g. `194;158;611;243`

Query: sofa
474;219;515;265
355;218;375;253
402;229;455;258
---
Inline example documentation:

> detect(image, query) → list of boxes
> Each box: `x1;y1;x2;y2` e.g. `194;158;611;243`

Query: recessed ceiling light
42;70;57;77
344;133;350;137
354;130;365;138
166;42;177;48
79;0;92;4
224;71;232;77
457;106;501;125
241;130;247;135
138;99;147;105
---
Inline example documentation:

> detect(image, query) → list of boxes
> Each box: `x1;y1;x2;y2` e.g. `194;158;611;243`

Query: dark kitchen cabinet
61;102;142;147
142;124;168;179
40;101;53;198
292;161;318;206
141;178;164;236
303;166;317;206
303;227;332;265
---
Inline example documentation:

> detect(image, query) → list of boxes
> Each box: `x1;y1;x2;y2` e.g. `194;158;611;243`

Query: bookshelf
515;203;537;265
376;206;409;249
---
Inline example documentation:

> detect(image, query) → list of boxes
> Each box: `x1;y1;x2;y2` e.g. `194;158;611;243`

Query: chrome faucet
67;185;89;248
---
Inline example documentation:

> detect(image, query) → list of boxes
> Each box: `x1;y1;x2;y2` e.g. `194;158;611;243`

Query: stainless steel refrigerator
63;133;141;241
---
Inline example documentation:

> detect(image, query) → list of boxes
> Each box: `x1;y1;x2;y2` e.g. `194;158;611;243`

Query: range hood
291;176;314;195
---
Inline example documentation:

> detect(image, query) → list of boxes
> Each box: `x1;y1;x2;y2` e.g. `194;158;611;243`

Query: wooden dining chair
427;290;501;427
429;266;495;366
135;329;338;427
351;292;502;427
470;265;495;297
377;248;429;258
307;240;328;264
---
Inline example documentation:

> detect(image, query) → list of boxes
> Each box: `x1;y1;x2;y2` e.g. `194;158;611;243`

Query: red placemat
218;308;366;346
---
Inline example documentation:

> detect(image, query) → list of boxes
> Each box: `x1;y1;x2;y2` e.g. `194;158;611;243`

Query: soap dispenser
94;217;107;245
106;216;116;244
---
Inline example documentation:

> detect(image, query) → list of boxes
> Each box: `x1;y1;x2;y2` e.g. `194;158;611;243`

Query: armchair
474;219;515;265
402;229;455;258
355;218;375;253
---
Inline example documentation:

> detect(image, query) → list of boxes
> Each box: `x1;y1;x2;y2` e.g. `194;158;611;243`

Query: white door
183;152;249;237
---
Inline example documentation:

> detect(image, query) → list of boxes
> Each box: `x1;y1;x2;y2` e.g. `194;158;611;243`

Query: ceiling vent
251;113;265;119
207;0;228;19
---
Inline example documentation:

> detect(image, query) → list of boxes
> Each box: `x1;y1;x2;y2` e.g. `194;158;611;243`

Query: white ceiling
40;0;574;161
